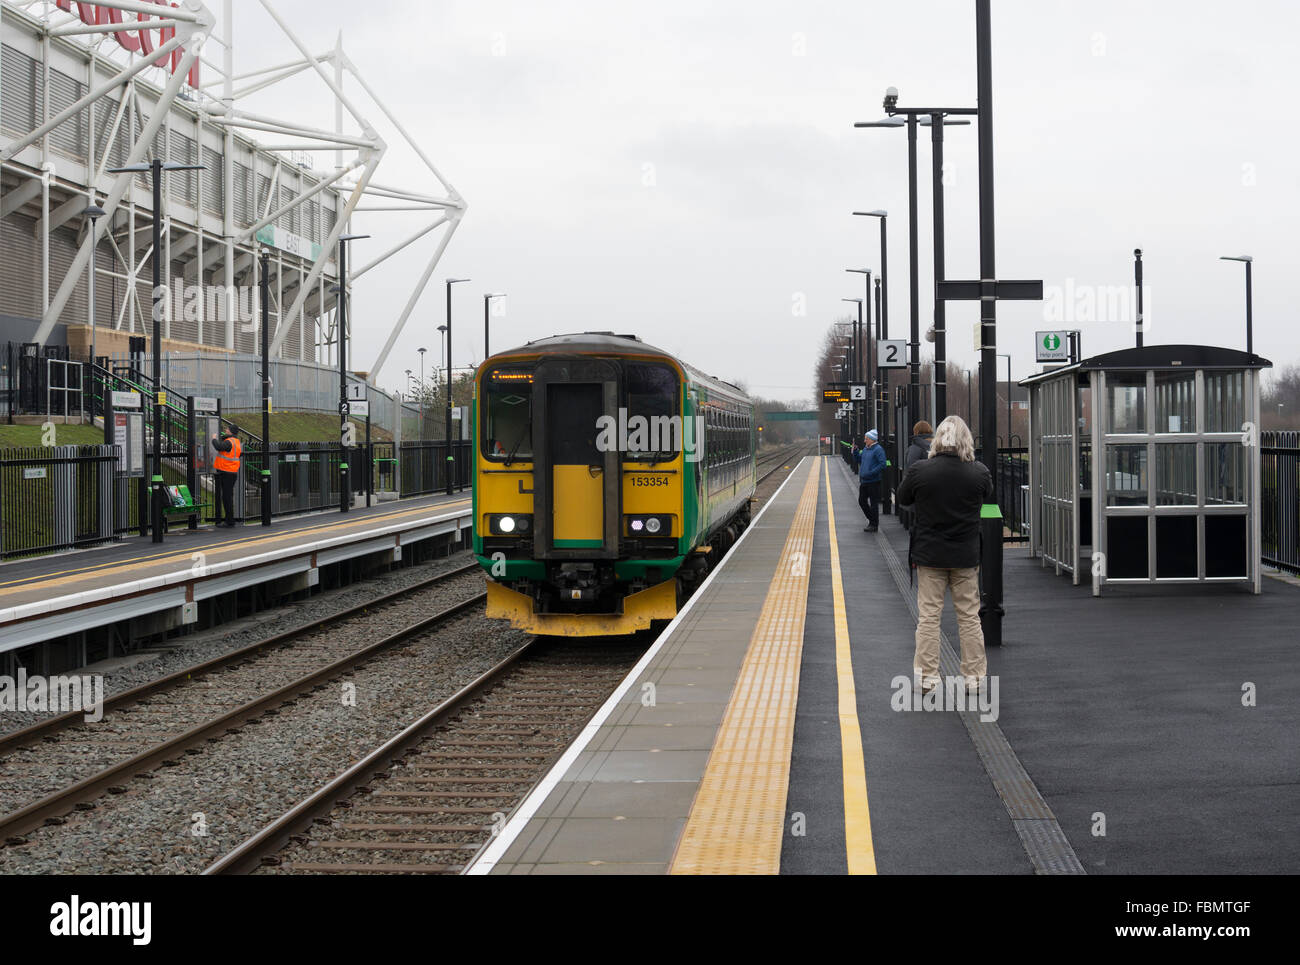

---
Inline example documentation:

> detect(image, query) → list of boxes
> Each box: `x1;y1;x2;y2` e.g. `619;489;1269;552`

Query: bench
161;484;212;532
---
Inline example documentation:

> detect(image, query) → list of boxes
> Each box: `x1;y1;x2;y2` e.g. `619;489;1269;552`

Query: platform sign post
191;397;220;530
186;396;197;531
105;390;146;537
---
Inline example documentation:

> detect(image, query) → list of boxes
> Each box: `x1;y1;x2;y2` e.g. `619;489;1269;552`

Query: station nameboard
111;390;141;409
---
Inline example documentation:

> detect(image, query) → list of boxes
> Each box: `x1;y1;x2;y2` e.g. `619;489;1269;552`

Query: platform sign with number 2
877;339;907;368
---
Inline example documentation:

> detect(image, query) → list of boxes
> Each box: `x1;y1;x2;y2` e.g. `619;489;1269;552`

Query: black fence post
186;395;197;531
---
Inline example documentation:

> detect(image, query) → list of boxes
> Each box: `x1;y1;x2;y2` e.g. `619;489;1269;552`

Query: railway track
205;636;644;874
0;560;488;845
757;442;816;486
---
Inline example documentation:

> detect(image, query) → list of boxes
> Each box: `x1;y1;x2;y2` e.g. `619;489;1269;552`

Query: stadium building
0;0;462;393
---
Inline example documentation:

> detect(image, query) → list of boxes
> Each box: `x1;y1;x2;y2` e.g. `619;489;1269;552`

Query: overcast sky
230;0;1299;402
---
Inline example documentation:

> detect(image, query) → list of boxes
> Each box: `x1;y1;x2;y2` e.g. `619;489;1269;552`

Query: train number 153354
629;475;669;487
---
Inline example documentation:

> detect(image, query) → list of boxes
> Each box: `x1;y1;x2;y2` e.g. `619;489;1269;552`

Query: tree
1261;363;1300;429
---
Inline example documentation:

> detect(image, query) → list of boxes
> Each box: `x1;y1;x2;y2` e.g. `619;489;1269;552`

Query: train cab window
623;362;679;460
483;369;533;462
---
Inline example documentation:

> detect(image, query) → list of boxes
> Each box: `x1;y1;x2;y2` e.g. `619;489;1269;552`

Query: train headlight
488;514;532;535
625;514;671;537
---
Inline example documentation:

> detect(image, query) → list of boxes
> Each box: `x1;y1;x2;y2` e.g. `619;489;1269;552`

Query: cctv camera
883;86;899;111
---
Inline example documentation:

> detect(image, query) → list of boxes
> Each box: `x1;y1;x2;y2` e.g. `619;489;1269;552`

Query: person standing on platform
896;415;992;694
858;429;886;532
900;420;934;531
211;429;242;529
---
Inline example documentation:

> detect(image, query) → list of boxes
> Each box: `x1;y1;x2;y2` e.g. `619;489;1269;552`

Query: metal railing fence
1262;430;1299;574
0;445;115;559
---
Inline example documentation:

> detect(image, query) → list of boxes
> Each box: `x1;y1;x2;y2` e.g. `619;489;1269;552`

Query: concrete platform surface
468;456;1300;875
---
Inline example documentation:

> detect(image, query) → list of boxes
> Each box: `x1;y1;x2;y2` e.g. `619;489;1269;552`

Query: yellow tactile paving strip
669;463;820;874
824;457;877;873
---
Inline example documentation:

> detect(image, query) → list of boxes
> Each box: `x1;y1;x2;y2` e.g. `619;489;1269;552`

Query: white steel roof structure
0;0;463;382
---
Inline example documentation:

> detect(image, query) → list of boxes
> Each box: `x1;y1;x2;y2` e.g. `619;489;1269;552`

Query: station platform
470;455;1300;875
0;491;471;654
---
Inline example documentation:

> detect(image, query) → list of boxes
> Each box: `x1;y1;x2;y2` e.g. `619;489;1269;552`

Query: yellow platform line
823;457;877;873
669;460;820;875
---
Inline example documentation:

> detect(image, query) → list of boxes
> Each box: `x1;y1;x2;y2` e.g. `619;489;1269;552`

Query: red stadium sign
55;1;200;87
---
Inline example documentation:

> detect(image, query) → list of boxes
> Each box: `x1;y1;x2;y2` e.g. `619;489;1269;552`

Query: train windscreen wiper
503;430;527;467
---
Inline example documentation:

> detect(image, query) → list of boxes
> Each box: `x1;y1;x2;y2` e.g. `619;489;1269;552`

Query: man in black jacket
896;415;992;694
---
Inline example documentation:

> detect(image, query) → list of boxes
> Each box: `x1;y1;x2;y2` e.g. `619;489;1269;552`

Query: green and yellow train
472;332;756;635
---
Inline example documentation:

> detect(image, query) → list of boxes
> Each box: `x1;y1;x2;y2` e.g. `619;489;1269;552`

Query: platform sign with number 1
877;339;907;368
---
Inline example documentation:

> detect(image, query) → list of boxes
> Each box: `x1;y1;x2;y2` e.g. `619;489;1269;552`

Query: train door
532;359;620;559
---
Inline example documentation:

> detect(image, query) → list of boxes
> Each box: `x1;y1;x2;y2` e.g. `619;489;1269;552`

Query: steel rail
202;637;539;875
0;584;487;843
0;561;480;755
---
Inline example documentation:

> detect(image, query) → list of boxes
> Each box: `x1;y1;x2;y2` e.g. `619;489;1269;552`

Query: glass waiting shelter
1022;345;1270;595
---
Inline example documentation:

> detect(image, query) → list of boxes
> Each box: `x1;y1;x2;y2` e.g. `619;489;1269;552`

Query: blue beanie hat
866;429;879;441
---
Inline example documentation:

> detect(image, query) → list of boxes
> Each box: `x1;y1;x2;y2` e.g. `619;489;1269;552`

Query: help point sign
1036;330;1069;362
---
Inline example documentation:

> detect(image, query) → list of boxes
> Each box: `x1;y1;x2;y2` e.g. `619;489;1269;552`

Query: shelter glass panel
1107;373;1146;434
1204;372;1244;433
1154;371;1195;433
1155;443;1196;506
1105;444;1147;506
1205;443;1246;506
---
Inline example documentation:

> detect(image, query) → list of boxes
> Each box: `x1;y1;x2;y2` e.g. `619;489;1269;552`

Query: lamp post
484;293;506;358
82;203;105;367
855;211;892;508
1220;255;1253;356
417;346;427;429
846;268;874;433
842;297;864;440
444;278;470;494
334;234;368;514
920;115;964;421
966;367;975;430
436;324;448;442
842;356;853;445
1134;249;1144;348
108;158;203;544
855;108;971;429
998;353;1012;447
258;250;272;526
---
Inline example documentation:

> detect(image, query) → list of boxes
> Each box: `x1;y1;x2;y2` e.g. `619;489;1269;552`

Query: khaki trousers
913;566;986;680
